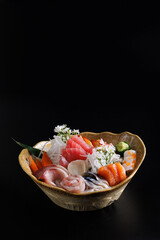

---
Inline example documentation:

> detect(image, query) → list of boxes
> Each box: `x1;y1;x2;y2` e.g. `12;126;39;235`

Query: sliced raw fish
61;175;85;193
98;163;126;186
71;135;93;154
107;163;120;184
66;138;84;150
115;162;126;181
62;147;87;162
33;164;69;187
59;156;69;168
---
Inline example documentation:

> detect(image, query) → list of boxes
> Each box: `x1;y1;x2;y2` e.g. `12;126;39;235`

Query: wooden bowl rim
18;131;146;196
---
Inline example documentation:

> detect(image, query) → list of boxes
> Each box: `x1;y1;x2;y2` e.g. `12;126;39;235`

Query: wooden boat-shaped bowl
19;132;146;211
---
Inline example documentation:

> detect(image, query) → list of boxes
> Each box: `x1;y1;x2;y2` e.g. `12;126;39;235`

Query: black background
1;1;160;239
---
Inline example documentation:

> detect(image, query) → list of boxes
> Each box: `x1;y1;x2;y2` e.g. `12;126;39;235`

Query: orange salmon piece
98;166;116;186
107;163;120;184
115;162;127;181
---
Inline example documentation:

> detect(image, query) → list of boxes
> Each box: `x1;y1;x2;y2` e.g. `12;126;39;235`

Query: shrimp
123;150;136;171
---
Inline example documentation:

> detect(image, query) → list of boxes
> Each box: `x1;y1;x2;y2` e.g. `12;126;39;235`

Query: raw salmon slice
107;163;120;184
97;166;117;186
62;147;87;162
115;162;127;181
71;135;93;154
98;163;127;187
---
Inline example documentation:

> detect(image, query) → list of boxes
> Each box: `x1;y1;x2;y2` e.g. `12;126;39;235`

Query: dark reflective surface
1;1;160;239
1;95;159;239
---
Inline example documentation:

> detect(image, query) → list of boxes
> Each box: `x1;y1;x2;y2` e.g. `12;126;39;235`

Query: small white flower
72;129;80;134
53;124;80;143
99;138;105;145
54;124;66;133
62;127;71;133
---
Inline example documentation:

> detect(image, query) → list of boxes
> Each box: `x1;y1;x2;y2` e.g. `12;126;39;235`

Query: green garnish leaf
12;138;43;158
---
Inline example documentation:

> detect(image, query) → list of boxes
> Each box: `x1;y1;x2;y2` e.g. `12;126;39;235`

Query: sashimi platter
17;124;146;210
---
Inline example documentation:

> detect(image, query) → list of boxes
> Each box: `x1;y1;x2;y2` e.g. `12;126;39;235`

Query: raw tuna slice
62;147;87;162
71;135;93;154
66;138;85;151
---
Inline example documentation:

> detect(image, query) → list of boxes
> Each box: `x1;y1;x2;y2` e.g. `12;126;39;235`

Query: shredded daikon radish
87;143;122;173
46;124;80;163
47;136;66;164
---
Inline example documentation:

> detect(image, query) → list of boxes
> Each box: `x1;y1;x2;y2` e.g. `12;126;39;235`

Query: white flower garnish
87;143;122;173
47;124;80;163
54;124;67;133
72;129;80;134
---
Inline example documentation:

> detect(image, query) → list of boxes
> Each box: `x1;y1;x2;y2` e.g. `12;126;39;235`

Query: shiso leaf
12;138;43;159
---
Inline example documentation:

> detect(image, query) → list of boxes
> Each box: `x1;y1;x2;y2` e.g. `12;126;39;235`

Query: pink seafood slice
62;147;87;162
71;135;93;154
33;164;69;187
59;156;69;168
66;138;84;150
60;175;85;193
34;164;69;178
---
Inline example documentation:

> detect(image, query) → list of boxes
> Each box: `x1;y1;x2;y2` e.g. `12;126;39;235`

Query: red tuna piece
71;135;93;154
66;138;85;150
62;147;87;162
